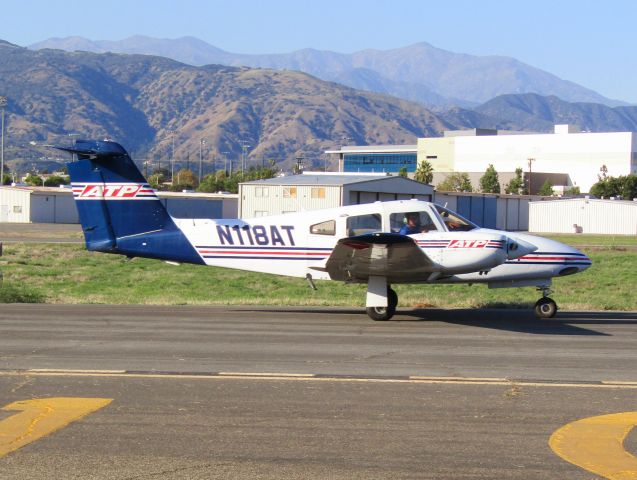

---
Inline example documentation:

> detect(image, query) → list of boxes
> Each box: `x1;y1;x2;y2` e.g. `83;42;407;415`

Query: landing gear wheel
534;297;557;318
366;287;398;321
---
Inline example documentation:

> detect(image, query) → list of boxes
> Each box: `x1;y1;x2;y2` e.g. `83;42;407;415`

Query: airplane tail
61;140;203;264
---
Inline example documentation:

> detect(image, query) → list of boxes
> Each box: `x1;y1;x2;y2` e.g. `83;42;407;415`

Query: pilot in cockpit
399;212;422;235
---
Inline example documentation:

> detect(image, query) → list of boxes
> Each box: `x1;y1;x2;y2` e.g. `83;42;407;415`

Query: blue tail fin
62;140;203;265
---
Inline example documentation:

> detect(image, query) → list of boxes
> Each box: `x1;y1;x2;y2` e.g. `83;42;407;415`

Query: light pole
170;131;175;184
68;133;80;162
222;151;230;176
199;139;206;183
0;96;7;186
239;140;250;171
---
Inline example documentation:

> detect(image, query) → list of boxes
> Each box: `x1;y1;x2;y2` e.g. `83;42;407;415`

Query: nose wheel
534;286;557;318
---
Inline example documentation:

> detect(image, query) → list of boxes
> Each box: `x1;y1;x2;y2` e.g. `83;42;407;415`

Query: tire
366;305;395;321
534;297;557;318
366;287;398;321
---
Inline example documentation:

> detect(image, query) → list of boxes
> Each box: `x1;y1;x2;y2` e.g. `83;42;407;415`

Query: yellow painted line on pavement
0;397;113;458
1;370;637;389
29;369;126;374
218;372;315;378
409;375;508;382
550;412;637;479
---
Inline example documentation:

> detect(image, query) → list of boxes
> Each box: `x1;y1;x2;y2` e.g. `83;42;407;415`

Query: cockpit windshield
434;205;478;231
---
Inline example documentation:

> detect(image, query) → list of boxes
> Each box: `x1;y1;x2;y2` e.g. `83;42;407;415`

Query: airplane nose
506;237;537;260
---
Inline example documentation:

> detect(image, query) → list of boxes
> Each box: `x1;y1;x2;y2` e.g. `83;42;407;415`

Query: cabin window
390;211;438;234
347;214;381;236
311;187;326;199
310;219;336;236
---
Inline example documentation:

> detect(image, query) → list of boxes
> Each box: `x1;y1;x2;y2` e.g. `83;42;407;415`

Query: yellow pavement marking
1;370;637;389
218;372;315;377
0;397;113;458
549;412;637;480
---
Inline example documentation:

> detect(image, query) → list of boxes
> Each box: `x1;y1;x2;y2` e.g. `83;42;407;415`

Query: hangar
529;197;637;235
0;186;238;223
239;173;434;218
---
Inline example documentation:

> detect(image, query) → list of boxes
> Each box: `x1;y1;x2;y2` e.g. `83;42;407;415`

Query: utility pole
0;96;7;185
199;139;206;183
527;157;536;195
169;131;175;184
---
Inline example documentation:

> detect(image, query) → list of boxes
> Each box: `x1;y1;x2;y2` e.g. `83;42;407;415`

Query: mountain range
30;36;625;108
2;38;637;176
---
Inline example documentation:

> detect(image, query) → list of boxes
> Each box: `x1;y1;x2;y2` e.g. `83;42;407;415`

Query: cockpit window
390;211;438;234
434;205;478;231
347;214;381;236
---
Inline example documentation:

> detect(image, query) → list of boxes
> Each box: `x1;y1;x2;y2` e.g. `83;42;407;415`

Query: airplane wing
319;233;437;283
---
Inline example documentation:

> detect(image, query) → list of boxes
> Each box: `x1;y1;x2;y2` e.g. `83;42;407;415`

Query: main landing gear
366;287;398;321
365;276;398;321
534;286;557;318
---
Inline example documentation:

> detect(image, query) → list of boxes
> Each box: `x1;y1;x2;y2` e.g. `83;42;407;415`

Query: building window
255;187;269;197
283;187;297;198
254;210;268;217
310;219;336;235
311;187;326;199
13;206;22;213
343;152;417;173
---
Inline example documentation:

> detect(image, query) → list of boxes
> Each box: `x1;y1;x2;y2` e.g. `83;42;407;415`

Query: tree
25;174;43;186
436;172;473;192
2;173;11;185
538;179;554;196
590;174;637;199
479;164;500;193
505;168;525;195
43;175;69;187
414;160;433;184
563;186;580;196
398;167;408;178
171;168;198;190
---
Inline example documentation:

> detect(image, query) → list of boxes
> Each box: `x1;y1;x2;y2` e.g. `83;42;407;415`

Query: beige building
239;173;434;218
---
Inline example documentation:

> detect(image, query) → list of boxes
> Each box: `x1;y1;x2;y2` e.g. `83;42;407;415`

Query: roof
530;197;637;206
324;144;417;154
241;174;427;187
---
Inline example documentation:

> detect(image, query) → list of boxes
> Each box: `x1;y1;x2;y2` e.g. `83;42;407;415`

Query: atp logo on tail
72;183;157;200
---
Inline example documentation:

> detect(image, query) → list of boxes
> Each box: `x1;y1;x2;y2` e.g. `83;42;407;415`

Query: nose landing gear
534;286;557;318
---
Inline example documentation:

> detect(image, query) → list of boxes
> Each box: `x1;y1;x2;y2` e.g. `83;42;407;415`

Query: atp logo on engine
448;239;488;249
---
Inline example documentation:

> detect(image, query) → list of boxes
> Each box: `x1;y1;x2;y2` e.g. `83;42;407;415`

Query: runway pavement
1;304;636;479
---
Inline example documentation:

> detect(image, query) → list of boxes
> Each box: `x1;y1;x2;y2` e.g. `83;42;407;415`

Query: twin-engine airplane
59;140;591;321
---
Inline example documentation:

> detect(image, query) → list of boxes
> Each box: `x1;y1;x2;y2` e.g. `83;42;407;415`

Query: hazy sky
4;0;636;102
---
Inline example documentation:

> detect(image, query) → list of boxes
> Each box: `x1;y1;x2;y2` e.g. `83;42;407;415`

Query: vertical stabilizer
61;140;203;264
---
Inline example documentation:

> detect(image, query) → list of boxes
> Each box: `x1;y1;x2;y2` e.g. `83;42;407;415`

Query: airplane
57;139;592;322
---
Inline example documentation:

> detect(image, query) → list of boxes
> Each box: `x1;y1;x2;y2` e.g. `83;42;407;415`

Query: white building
418;125;637;193
529;197;637;235
239;172;434;218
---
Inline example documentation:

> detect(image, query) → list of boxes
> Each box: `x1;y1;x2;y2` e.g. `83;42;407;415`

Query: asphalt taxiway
1;304;636;479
